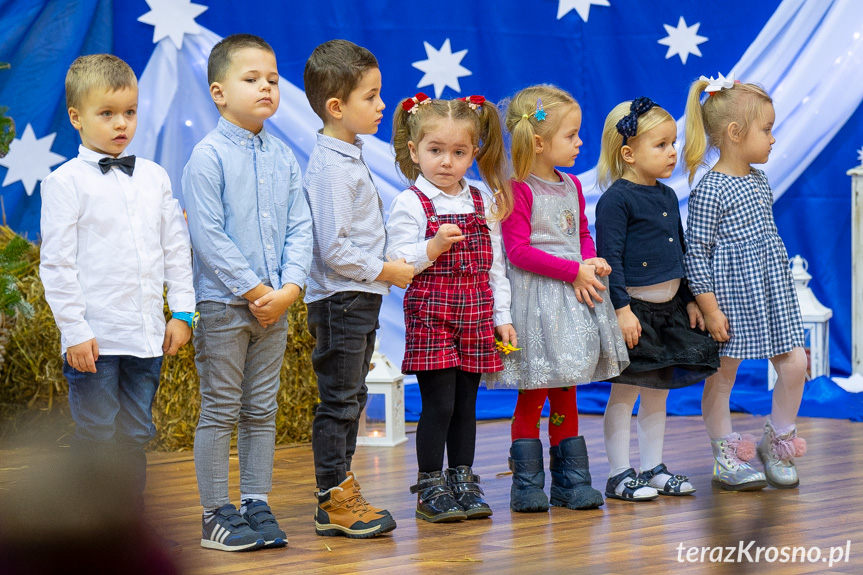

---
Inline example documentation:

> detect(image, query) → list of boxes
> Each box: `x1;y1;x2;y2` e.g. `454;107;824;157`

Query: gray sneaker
201;504;265;552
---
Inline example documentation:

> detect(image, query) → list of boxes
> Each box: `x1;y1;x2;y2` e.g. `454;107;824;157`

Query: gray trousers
193;301;288;510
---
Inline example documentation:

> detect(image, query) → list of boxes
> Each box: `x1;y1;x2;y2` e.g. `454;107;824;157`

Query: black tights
415;368;481;472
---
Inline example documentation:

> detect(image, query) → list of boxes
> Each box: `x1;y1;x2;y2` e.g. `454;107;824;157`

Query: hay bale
0;227;319;451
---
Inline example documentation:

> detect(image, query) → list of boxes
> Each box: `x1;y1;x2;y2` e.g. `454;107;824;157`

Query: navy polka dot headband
615;97;656;145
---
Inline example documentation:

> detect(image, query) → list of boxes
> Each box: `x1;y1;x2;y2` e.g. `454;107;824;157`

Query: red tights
510;387;579;446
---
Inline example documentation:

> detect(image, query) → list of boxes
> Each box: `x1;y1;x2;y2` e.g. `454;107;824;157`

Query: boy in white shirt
39;54;196;502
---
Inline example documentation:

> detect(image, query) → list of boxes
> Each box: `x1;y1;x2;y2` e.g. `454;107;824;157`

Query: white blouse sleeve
485;193;512;326
385;191;434;274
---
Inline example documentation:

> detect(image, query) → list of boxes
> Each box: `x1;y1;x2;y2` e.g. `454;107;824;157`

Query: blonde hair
596;101;675;190
503;85;580;182
682;79;772;183
65;54;137;110
392;96;513;221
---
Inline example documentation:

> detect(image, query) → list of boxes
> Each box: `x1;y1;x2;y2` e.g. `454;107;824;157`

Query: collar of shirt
414;174;470;200
216;116;271;149
314;130;363;160
77;144;133;166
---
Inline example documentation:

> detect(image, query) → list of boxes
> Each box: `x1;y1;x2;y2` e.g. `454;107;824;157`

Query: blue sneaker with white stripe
242;500;288;548
201;504;265;552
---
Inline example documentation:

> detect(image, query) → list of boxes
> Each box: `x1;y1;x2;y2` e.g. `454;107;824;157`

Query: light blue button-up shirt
182;117;312;304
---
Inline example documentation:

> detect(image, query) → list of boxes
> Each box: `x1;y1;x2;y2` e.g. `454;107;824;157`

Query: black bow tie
98;155;136;176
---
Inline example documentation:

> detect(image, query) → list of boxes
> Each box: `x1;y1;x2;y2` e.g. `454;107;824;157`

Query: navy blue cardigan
595;178;694;310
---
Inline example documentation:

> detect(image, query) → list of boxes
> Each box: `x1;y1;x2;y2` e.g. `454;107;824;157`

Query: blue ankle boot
508;439;549;513
549;436;604;510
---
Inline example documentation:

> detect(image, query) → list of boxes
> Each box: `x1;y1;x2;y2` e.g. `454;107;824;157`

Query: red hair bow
461;95;485;110
402;92;431;114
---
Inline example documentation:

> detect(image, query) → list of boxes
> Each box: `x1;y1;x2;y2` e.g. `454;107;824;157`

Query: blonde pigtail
509;116;536;182
392;100;421;182
683;79;710;184
474;100;513;221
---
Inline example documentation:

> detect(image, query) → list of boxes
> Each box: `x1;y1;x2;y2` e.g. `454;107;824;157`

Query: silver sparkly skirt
484;266;629;390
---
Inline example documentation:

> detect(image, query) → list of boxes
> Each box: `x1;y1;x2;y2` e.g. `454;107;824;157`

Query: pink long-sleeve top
501;172;596;282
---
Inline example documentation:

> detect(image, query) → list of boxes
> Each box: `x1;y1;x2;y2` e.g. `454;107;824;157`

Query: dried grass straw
0;227;319;451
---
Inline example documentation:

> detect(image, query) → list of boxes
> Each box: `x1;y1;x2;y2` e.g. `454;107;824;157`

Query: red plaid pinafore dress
402;186;503;374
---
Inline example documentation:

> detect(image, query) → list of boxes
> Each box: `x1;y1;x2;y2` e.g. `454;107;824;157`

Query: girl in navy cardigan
595;98;719;502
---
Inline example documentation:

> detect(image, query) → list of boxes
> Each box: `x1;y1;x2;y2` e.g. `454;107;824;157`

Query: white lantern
768;255;832;389
356;340;407;447
848;159;863;375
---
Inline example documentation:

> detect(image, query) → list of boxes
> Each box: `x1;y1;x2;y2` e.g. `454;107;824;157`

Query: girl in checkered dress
595;98;720;503
387;93;516;522
486;85;629;513
683;76;807;491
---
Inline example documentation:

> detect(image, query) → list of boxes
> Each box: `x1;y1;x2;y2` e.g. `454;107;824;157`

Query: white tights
701;347;807;439
603;383;670;477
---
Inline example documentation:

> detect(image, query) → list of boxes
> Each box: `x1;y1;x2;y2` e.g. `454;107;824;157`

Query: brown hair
503;85;580;182
392;96;513;221
303;39;378;121
208;33;275;85
65;54;137;110
596;101;675;190
682;79;772;183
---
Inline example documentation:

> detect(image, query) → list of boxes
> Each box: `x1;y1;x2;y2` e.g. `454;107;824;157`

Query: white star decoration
412;39;472;98
138;0;207;50
0;124;66;196
557;0;611;22
858;146;863;165
658;16;708;65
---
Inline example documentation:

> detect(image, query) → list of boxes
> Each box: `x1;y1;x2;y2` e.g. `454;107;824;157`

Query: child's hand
250;284;300;327
615;306;642;349
495;323;518;348
686;301;706;331
378;258;415;289
704;308;730;342
572;263;606;308
163;318;191;355
583;257;611;277
428;224;465;260
67;338;100;373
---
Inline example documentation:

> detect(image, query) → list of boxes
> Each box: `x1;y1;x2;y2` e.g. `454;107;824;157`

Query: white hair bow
700;71;736;94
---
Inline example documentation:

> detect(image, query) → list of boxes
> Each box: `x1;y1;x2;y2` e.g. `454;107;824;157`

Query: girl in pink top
486;85;628;513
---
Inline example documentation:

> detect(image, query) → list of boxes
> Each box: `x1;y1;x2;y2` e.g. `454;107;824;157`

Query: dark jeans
307;291;381;490
63;354;163;497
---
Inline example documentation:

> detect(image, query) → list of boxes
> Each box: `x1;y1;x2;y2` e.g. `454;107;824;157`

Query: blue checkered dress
684;169;804;359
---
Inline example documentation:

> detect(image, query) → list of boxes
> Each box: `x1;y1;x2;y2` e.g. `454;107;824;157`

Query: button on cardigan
595;178;693;310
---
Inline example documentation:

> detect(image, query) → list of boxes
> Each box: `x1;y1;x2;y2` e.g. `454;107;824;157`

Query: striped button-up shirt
303;131;390;303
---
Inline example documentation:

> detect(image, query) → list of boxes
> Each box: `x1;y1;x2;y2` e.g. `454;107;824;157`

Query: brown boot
315;474;397;538
347;471;393;517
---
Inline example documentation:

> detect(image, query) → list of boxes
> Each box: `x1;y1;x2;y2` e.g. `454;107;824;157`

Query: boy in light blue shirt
182;34;312;552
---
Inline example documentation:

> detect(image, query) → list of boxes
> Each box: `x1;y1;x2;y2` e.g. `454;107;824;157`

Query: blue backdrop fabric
1;0;862;420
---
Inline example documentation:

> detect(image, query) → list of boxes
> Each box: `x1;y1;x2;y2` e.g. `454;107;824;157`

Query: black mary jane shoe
638;463;696;496
604;468;659;502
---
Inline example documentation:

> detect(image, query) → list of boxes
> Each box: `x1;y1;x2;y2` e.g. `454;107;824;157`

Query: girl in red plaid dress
387;93;516;523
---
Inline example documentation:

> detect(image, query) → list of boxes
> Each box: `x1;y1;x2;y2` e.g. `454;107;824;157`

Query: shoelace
344;491;372;514
722;439;745;468
770;433;806;460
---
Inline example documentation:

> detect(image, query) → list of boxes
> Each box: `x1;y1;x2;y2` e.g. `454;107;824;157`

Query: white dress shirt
386;175;512;326
40;145;196;356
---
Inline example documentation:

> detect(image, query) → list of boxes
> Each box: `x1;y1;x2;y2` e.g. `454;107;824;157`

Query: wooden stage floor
4;413;863;574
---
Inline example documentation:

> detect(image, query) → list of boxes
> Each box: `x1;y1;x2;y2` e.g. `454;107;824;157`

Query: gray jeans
193;301;288;510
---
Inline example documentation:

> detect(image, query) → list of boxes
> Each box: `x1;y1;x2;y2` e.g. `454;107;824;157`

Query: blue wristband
172;311;199;328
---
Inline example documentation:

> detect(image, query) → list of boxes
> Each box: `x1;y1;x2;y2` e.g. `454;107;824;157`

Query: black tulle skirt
609;292;720;389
